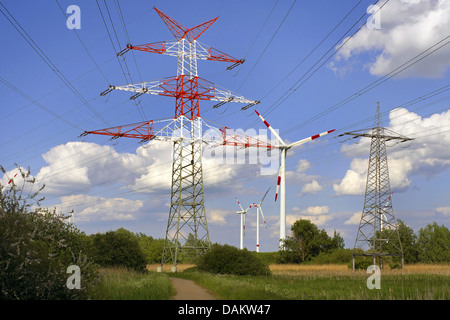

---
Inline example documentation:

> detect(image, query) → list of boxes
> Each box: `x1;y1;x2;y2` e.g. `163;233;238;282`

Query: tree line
279;218;450;265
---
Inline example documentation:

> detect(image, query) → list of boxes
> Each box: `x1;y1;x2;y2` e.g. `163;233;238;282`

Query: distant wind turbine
255;110;335;248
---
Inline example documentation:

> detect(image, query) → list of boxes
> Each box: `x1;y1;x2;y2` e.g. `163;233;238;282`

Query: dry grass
399;263;450;275
269;263;450;277
270;264;350;276
146;263;449;276
146;263;196;272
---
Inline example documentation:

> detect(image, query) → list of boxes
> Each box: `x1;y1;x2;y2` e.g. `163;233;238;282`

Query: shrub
311;248;353;264
349;259;373;270
89;228;147;272
0;166;100;300
197;244;271;276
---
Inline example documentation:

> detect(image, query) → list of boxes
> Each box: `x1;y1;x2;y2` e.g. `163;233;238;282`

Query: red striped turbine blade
8;173;18;185
275;174;281;202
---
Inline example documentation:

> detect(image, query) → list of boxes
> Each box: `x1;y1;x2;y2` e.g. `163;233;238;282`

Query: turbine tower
254;110;335;248
251;188;269;252
338;103;413;269
235;197;252;250
81;8;269;272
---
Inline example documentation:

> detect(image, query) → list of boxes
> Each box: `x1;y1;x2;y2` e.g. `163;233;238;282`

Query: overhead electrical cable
282;34;450;135
251;1;390;124
0;76;83;131
0;1;112;127
55;0;110;85
236;0;297;92
96;0;146;121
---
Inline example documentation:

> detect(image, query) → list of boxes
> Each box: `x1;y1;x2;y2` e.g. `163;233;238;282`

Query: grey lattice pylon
338;103;413;269
161;117;210;270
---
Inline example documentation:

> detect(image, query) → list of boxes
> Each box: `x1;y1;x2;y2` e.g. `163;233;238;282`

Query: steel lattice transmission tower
81;8;267;272
338;103;413;269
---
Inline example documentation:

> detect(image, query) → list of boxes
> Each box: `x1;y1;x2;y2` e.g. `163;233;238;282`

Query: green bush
311;248;353;264
349;259;373;270
0;166;100;300
89;228;147;272
197;244;271;276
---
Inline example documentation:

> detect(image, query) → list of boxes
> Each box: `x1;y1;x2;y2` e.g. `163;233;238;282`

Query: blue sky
1;0;449;252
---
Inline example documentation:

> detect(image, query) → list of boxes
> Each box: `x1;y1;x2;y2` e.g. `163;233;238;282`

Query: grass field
92;264;449;300
90;267;174;300
170;263;450;300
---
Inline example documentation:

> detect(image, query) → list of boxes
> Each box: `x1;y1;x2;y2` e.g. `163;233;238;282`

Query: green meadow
92;264;449;300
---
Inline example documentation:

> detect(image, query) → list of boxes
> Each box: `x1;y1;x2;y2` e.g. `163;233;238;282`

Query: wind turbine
235;197;252;250
251;188;270;252
381;192;394;230
254;110;335;248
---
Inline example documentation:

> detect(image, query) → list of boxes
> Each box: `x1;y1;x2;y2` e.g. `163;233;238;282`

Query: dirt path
169;277;216;300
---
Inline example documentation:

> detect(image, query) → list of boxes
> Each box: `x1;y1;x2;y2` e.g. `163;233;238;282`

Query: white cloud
36;141;151;194
286;214;333;227
287;205;332;227
208;208;234;225
332;0;450;78
285;159;313;181
344;211;363;225
299;180;323;196
436;207;450;216
333;158;368;195
35;139;261;196
299;205;330;215
56;194;143;222
334;108;450;195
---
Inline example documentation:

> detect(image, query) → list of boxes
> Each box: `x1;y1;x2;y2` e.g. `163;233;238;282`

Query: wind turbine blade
274;166;281;202
259;188;270;206
254;110;285;145
235;197;244;211
8;173;18;185
287;129;335;149
259;207;267;228
243;213;246;236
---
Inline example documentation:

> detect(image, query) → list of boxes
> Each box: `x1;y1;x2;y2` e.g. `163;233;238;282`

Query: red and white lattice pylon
83;8;266;271
254;110;335;248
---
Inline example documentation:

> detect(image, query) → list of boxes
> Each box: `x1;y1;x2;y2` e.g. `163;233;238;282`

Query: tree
137;233;165;264
279;219;344;263
331;229;345;250
417;222;450;263
278;236;303;264
0;165;99;300
379;219;419;263
290;219;320;261
89;228;147;271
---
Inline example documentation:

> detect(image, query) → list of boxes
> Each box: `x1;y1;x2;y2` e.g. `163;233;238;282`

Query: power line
0;76;83;131
0;1;112;127
210;0;367;126
236;0;297;92
254;1;390;122
282;34;450;135
96;0;146;121
260;0;364;103
55;0;110;85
